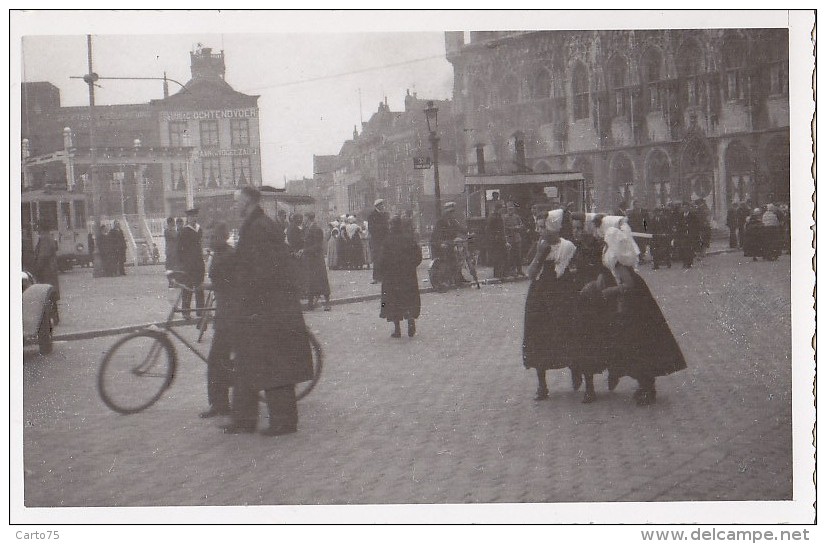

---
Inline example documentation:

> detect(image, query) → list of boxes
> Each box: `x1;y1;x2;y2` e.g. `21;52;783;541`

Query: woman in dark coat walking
522;209;579;400
380;215;422;338
33;226;60;324
223;187;314;436
599;226;687;406
301;212;332;311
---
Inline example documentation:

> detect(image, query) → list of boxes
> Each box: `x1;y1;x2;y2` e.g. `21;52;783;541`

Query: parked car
22;270;56;355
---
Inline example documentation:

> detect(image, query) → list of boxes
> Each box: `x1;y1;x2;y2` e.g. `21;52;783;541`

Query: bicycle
428;236;481;291
97;279;323;415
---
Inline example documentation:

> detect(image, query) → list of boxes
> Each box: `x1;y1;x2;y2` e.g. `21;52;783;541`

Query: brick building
22;45;263;262
445;29;790;222
329;92;463;233
22;45;263;219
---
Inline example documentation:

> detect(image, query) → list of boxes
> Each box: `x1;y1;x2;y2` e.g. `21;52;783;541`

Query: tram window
38;201;58;230
61;201;72;229
74;200;86;229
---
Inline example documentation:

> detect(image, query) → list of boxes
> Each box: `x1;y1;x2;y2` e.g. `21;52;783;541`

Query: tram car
22;187;92;271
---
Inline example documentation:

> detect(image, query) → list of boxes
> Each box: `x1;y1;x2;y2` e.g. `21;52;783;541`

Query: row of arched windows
467;36;787;118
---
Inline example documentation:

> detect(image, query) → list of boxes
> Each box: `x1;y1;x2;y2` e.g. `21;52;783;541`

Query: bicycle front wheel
296;331;323;401
98;330;177;414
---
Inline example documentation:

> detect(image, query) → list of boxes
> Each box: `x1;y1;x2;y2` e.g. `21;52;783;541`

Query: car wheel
38;310;53;355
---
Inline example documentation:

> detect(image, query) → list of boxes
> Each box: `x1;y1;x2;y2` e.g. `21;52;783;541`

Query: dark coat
522;240;580;371
602;265;687;380
569;242;612;375
231;206;313;390
208;243;236;333
368;209;390;248
742;215;764;257
109;227;127;261
177;224;205;283
379;231;422;321
286;223;304;253
34;235;60;300
302;222;331;297
163;227;178;270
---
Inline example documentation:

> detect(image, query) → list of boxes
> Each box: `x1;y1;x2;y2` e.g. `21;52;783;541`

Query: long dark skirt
569;265;612;375
742;225;763;257
380;271;420;321
606;269;687;381
522;263;580;371
348;234;365;268
303;253;331;297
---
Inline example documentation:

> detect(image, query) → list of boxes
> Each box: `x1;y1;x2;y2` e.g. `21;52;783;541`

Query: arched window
611;153;635;208
500;76;518;105
725;141;753;204
677;40;705;107
722;36;747;101
512;132;527;172
530;68;551;100
607;55;629;117
572;62;589;120
647;151;672;206
641;47;664;112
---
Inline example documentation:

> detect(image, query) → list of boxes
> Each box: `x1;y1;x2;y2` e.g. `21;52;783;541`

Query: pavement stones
21;250;793;511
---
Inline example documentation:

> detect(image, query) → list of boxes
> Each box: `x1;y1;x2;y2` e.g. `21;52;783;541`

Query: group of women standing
522;209;687;406
326;217;369;270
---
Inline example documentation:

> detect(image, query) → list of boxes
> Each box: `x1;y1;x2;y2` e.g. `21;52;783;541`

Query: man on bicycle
430;201;468;284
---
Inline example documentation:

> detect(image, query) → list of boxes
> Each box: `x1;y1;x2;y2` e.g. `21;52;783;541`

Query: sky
19;21;454;187
15;10;796;188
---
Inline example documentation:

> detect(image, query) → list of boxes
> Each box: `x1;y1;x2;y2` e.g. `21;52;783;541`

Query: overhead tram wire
238;53;447;93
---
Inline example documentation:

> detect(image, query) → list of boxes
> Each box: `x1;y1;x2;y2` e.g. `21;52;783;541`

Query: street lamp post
82;34;108;278
182;131;195;209
424;101;441;218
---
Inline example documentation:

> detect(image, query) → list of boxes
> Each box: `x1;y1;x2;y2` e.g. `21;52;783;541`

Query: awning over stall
464;172;585;186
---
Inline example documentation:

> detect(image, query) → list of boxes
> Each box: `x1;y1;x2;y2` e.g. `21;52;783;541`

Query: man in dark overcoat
109;220;127;276
486;203;507;279
199;221;235;418
673;202;700;268
177;208;205;320
726;202;740;249
222;186;314;436
649;206;673;270
368;199;389;284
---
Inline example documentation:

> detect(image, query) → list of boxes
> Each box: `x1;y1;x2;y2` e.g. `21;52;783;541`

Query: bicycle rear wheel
98;330;177;414
296;331;323;401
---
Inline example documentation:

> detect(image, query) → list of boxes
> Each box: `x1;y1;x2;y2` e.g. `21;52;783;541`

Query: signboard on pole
413;156;432;170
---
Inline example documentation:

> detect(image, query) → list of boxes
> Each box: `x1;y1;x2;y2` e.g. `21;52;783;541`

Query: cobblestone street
19;251;802;521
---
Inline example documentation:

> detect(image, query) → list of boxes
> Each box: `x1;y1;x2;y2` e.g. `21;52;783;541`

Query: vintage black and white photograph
11;9;815;528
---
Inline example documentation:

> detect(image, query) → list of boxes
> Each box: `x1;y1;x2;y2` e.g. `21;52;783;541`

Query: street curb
53;250;736;342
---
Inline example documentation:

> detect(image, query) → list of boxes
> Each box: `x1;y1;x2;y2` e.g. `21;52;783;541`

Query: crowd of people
326;215;370;271
154;189;793;436
86;220;128;277
187;189;424;435
727;200;791;262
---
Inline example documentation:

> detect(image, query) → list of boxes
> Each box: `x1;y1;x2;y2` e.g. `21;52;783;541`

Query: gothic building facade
445;29;790;221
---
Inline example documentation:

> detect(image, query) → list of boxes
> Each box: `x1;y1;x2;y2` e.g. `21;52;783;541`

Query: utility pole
83;34;106;277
